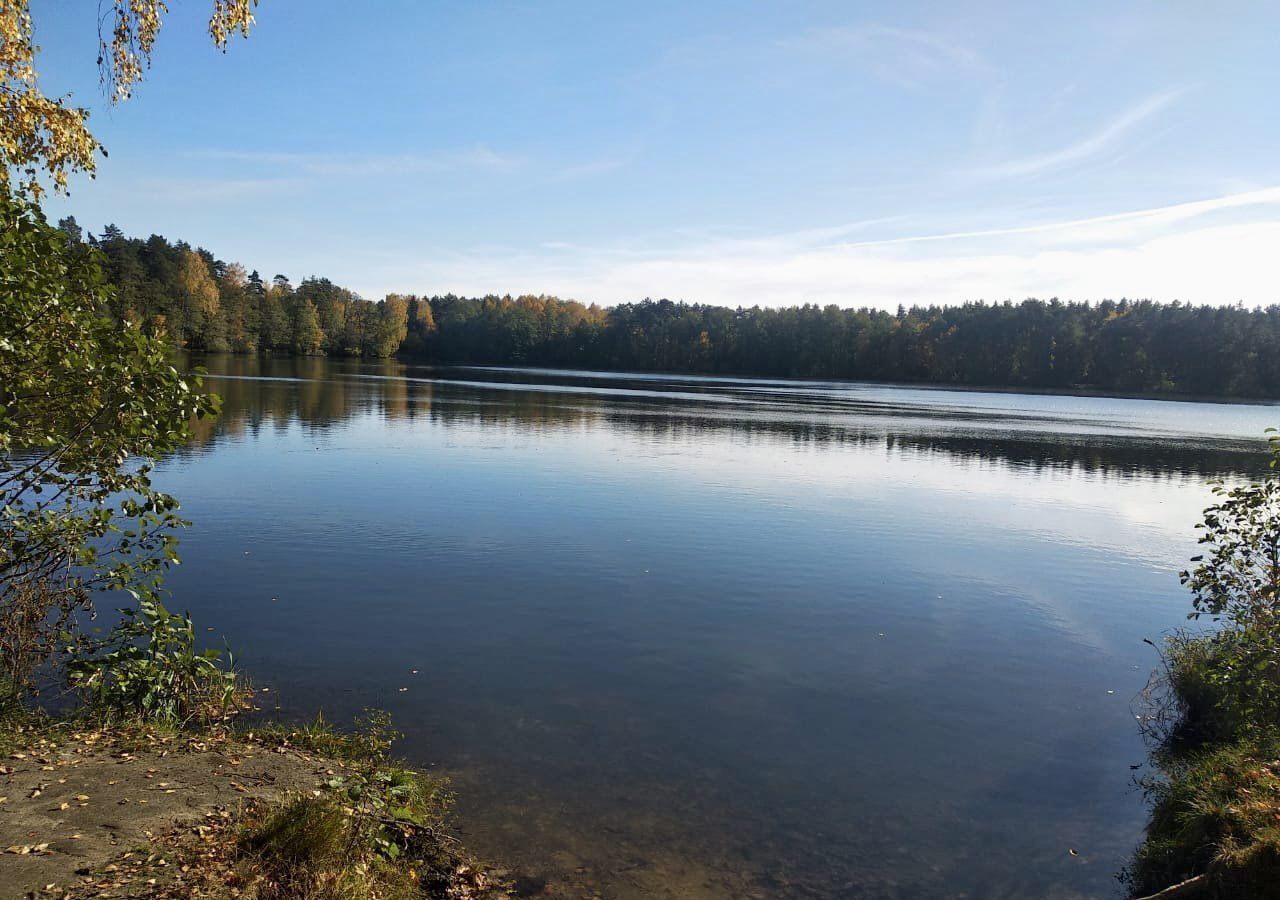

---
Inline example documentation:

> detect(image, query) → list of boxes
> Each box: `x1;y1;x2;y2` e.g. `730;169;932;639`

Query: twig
1133;872;1208;900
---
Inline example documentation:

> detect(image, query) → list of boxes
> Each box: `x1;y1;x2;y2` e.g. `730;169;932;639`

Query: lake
156;355;1278;899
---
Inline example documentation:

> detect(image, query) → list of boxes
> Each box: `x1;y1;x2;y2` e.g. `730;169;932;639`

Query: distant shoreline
186;350;1280;408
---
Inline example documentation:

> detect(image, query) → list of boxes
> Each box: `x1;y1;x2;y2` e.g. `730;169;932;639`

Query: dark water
156;355;1277;899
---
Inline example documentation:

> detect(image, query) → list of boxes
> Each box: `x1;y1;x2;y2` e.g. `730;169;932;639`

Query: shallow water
156;355;1278;898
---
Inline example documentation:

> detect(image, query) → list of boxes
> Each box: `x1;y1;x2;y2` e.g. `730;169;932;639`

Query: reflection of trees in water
184;354;429;448
181;354;1268;481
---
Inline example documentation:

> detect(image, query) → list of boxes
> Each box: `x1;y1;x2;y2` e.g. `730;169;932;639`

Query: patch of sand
0;729;327;898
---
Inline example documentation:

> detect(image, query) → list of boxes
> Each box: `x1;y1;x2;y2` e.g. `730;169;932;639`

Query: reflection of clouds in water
436;417;1218;565
188;355;1261;571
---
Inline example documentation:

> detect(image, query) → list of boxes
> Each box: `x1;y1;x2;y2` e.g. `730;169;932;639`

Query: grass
237;785;472;899
240;795;372;899
0;691;193;759
231;711;489;899
1126;631;1280;898
1128;735;1280;897
243;710;395;764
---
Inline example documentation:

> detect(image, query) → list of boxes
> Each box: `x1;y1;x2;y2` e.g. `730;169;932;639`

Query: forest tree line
76;219;431;359
70;218;1280;398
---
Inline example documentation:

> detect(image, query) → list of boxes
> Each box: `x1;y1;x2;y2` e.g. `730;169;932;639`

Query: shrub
1128;432;1280;896
1146;631;1280;756
67;596;247;726
1177;430;1280;726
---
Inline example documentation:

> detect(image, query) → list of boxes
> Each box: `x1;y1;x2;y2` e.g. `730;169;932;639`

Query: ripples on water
156;355;1277;899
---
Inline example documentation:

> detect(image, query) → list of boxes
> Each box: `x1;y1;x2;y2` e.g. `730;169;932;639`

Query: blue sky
32;1;1280;308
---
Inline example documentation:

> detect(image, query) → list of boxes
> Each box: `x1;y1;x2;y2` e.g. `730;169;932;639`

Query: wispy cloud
817;186;1280;251
973;88;1184;179
189;145;636;184
131;175;306;201
548;155;634;182
777;24;990;86
186;146;522;178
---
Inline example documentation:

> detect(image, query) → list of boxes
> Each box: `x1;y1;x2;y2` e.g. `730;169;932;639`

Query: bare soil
1;727;346;898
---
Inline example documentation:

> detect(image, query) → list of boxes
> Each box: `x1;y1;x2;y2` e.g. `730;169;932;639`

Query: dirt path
0;728;328;898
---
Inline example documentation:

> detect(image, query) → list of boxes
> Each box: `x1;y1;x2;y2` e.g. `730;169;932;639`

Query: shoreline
0;716;509;899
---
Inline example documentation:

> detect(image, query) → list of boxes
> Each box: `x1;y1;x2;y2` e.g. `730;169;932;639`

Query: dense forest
70;218;1280;398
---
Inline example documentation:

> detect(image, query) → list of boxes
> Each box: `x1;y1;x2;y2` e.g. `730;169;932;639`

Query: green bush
1177;430;1280;724
1157;631;1280;755
67;596;246;726
1128;432;1280;896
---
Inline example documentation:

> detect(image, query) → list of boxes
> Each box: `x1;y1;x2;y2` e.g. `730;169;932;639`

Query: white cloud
824;186;1280;250
350;188;1280;309
973;88;1184;179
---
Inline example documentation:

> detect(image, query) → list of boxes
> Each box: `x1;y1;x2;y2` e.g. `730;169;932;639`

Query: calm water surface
157;355;1278;899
